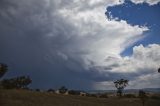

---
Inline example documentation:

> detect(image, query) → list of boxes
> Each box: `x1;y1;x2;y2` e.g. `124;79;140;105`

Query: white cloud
93;44;160;89
94;72;160;90
129;73;160;89
131;0;160;5
55;0;148;68
95;44;160;73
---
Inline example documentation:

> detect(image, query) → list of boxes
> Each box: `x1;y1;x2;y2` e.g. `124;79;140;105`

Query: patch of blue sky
106;0;160;56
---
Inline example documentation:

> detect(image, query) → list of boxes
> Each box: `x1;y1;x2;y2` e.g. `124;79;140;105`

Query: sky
0;0;160;90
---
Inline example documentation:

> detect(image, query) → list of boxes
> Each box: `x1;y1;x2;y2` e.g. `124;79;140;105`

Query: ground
0;89;160;106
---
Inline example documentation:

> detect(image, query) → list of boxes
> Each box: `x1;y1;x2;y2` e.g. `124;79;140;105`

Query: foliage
1;76;32;89
0;63;8;78
114;79;129;97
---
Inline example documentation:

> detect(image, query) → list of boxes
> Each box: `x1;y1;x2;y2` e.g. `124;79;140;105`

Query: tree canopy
1;76;32;89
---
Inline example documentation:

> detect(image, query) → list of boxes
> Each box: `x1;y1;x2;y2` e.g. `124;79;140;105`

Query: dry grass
0;89;160;106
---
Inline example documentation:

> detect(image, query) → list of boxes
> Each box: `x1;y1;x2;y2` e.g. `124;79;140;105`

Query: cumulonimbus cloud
0;0;159;89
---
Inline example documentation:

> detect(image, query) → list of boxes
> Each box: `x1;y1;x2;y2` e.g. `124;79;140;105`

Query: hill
0;89;160;106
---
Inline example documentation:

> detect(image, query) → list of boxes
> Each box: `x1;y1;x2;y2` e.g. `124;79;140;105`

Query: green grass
0;89;160;106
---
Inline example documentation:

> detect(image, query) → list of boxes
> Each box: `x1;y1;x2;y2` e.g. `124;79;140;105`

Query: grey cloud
0;0;106;90
0;0;87;89
0;0;159;90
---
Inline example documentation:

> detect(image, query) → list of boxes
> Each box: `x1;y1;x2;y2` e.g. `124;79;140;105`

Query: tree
0;63;8;78
1;76;32;89
139;90;148;106
114;79;129;97
16;76;32;89
158;68;160;73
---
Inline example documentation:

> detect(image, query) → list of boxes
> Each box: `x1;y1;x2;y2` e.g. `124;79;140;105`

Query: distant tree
0;63;8;78
59;86;68;94
114;79;129;97
15;76;32;89
139;90;148;106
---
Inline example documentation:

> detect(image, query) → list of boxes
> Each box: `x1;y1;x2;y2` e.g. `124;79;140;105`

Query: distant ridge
87;88;160;94
142;88;160;93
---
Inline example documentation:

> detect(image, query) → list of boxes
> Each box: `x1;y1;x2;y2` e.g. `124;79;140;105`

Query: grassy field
0;89;160;106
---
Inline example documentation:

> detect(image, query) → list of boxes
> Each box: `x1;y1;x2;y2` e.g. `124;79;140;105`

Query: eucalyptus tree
1;76;32;89
114;79;129;97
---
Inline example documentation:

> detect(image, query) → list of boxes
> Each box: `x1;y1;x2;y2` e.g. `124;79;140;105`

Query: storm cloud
0;0;159;90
